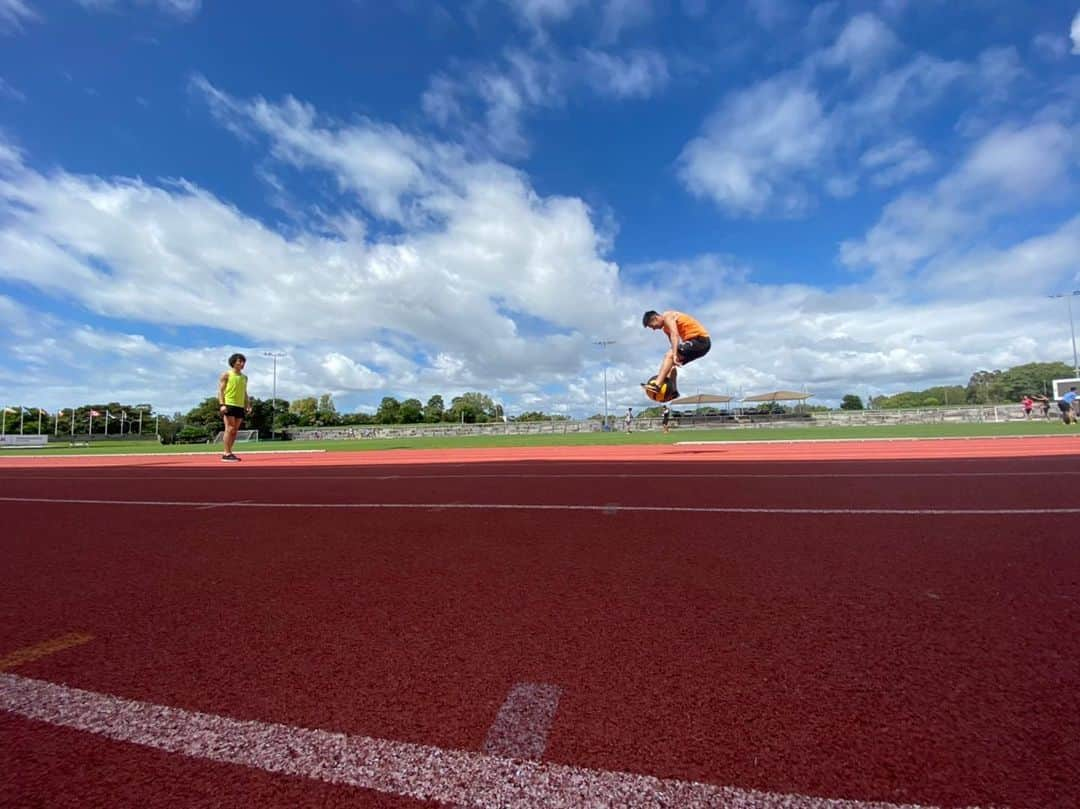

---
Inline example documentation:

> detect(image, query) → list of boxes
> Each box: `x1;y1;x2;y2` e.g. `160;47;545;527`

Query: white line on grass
1;496;1079;516
0;673;973;809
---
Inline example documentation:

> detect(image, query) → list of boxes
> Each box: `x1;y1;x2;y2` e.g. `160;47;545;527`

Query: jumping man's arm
663;311;680;353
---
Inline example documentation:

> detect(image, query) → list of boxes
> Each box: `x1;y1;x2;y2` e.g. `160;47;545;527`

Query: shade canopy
741;390;813;402
670;393;733;405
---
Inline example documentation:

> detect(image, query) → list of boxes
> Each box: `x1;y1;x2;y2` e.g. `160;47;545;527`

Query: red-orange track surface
2;437;1078;808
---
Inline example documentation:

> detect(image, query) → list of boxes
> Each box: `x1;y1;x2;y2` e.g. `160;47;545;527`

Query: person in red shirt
641;310;711;401
1021;395;1034;419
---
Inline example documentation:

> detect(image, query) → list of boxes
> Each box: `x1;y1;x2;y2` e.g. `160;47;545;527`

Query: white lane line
675;435;1080;445
3;471;1078;481
0;450;327;459
1;496;1079;516
195;499;254;510
483;683;561;760
0;673;962;809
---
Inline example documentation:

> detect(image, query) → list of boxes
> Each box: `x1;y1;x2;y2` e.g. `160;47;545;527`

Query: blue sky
1;0;1078;416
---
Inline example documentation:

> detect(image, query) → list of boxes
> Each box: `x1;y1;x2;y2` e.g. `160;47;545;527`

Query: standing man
661;404;671;434
1058;386;1078;425
218;353;252;462
624;407;633;433
1021;395;1033;419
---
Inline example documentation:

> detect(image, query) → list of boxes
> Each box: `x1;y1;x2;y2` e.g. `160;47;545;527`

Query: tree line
7;360;1076;440
840;362;1075;410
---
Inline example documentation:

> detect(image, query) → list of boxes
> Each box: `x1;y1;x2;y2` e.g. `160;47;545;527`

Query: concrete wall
283;404;1046;441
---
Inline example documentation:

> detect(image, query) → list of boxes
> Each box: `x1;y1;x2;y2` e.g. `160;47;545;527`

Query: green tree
317;393;338;425
290;396;318;426
513;411;549;422
840;394;864;410
176;425;211;444
341;411;375;425
447;392;496;423
185;397;226;436
375;397;401;424
423;395;445;423
996;362;1074;400
399;398;424;423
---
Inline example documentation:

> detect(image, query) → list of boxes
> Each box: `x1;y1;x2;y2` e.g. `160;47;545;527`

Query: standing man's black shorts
677;336;711;365
223;405;246;419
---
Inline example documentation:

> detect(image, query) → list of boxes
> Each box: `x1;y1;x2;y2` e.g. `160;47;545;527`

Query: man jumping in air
642;310;711;400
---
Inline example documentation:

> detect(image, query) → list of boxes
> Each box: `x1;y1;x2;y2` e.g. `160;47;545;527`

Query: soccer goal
212;429;259;443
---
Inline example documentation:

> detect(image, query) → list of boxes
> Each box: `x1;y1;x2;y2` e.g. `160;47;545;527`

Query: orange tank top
664;312;709;341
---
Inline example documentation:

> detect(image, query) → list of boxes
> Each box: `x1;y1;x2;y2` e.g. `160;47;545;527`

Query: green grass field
3;419;1075;456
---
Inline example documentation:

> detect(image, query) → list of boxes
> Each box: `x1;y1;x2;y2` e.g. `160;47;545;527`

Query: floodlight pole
1049;291;1080;377
594;339;615;429
263;351;285;439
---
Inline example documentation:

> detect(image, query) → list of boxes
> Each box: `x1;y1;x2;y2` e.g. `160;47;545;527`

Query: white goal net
212;429;259;443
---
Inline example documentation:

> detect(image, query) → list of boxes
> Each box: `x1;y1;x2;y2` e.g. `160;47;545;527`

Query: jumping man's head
642;310;663;329
228;353;247;370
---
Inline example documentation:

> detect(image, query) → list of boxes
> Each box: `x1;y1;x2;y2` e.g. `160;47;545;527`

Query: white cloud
1072;10;1080;55
597;0;653;44
422;44;670;157
0;77;25;101
973;46;1025;101
917;215;1080;297
677;13;1012;219
0;85;623;405
502;0;586;32
0;0;38;33
819;12;900;77
844;52;967;127
841;119;1078;278
1033;32;1069;61
580;49;669;99
860;137;934;187
747;0;793;29
196;75;443;222
677;74;834;216
75;0;200;19
422;49;566;158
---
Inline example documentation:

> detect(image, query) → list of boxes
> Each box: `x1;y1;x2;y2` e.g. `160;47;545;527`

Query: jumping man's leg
654;349;676;387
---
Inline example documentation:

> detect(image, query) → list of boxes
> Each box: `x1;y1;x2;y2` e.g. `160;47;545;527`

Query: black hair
228;353;247;369
642;310;660;327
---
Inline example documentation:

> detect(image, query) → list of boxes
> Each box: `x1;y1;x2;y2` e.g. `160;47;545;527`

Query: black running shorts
676;336;711;364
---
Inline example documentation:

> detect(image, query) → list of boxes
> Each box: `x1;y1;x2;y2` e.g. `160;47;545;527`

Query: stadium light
263;351;286;439
594;339;615;429
1049;291;1080;377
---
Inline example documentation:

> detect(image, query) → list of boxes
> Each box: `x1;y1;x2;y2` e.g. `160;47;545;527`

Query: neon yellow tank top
224;372;248;407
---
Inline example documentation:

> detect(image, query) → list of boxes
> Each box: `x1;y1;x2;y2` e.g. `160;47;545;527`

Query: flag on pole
90;410;101;417
2;407;14;413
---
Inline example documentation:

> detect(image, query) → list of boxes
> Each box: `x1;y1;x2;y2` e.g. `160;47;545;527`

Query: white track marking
0;673;971;809
482;683;562;760
1;496;1079;516
3;470;1078;481
0;449;326;459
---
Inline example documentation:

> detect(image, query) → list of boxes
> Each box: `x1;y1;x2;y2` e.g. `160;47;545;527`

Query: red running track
1;437;1078;808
